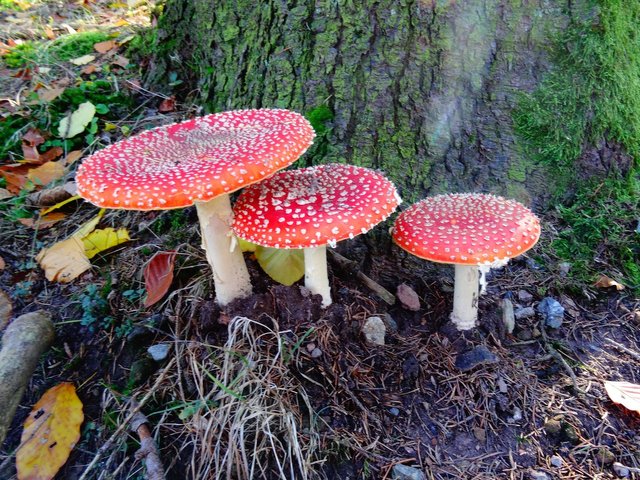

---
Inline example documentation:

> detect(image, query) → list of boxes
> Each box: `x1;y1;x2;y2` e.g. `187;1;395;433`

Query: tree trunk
148;0;570;204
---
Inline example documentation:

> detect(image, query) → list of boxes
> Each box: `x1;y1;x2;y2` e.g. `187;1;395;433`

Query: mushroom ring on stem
76;108;315;306
391;193;540;330
232;164;402;307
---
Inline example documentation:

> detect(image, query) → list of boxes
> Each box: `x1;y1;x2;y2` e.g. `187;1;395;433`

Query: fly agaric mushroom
76;109;315;306
232;164;401;307
391;193;540;330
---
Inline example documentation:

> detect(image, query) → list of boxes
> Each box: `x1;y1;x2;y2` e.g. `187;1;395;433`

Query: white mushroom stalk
196;195;252;306
304;246;331;307
451;264;479;331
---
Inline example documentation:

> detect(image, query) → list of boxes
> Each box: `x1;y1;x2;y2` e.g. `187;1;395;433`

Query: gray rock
389;407;400;416
613;462;630;478
550;455;563;468
538;297;565;328
496;376;508;393
558;262;572;276
502;298;515;334
306;342;316;352
455;345;499;372
528;470;550;480
147;343;171;362
397;284;421;311
518;290;534;303
382;313;398;332
362;317;386;346
391;464;426;480
515;306;536;319
310;348;323;358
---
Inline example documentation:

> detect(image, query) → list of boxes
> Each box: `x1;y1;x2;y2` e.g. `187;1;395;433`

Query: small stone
558;262;572;276
473;427;486;443
147;343;170;362
496;376;508;393
517;328;533;341
515;306;536;320
455;345;499;372
306;342;316;353
596;447;615;465
543;419;562;436
633;311;640;325
382;313;398;332
397;283;421;311
518;290;534;303
389;407;400;416
613;462;630;478
391;464;426;480
310;348;323;358
502;298;515;334
561;423;579;444
362;316;386;346
508;407;523;422
538;297;565;328
528;470;550;480
550;455;563;468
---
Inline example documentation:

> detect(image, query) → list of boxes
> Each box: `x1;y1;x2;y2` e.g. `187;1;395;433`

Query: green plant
79;283;113;330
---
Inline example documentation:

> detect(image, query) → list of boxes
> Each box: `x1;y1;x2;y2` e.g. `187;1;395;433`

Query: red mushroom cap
392;193;540;265
76;109;315;210
232;164;401;249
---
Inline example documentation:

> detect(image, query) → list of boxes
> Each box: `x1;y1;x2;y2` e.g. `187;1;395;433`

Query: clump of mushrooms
76;108;315;306
392;193;540;330
232;164;401;307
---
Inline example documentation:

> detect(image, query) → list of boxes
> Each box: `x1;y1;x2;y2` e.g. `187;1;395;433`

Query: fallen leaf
22;129;45;146
69;54;95;65
0;188;12;199
255;246;304;286
112;55;129;68
27;161;66;187
39;146;64;163
28;184;74;207
0;164;32;193
158;96;175;112
143;251;177;307
594;275;625;291
19;212;66;229
81;64;98;75
43;26;56;40
64;150;83;165
16;383;84;480
93;39;117;53
36;237;90;282
40;194;80;215
21;143;41;162
82;227;130;259
58;102;96;138
604;381;640;415
38;87;65;103
238;238;257;252
0;289;10;331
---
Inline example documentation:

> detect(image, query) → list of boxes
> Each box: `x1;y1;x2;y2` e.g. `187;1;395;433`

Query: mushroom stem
450;264;479;330
304;246;331;307
195;195;252;306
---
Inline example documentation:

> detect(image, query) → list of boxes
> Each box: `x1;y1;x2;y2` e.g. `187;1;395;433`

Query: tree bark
148;0;569;204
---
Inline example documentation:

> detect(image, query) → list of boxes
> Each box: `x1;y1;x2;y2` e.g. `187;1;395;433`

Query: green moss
3;41;38;68
305;105;333;135
514;0;640;175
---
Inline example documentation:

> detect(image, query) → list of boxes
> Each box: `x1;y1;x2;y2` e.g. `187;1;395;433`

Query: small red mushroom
391;193;540;330
232;164;401;307
76;109;315;306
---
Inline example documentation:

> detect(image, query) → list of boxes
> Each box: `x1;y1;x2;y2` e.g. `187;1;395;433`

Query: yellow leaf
103;122;118;132
36;237;91;282
69;54;95;65
58;102;96;138
255;246;304;286
27;161;66;187
72;209;105;239
40;195;81;215
594;274;625;291
237;237;257;252
16;383;84;480
82;227;130;259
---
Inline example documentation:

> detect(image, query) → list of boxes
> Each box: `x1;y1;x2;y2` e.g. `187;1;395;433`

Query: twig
603;337;640;361
78;358;175;480
327;250;396;305
130;403;166;480
539;320;585;395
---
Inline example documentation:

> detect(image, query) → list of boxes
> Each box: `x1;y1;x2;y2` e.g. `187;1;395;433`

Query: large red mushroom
232;164;401;307
392;193;540;330
76;109;315;306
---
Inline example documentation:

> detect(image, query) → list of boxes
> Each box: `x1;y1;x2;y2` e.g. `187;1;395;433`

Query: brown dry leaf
594;274;625;291
0;164;32;193
27;161;66;187
0;187;13;200
27;184;74;207
40;146;64;163
38;87;65;103
21;144;40;162
43;26;56;40
64;150;83;165
81;64;98;75
143;251;177;307
112;55;129;68
16;383;84;480
36;236;90;282
19;212;66;229
70;54;95;65
604;381;640;415
94;39;117;53
158;96;176;112
0;256;5;270
22;129;45;146
0;289;10;331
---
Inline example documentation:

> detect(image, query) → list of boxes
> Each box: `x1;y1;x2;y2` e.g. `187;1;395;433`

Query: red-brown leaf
22;129;45;147
604;381;640;415
144;251;177;307
158;96;175;112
